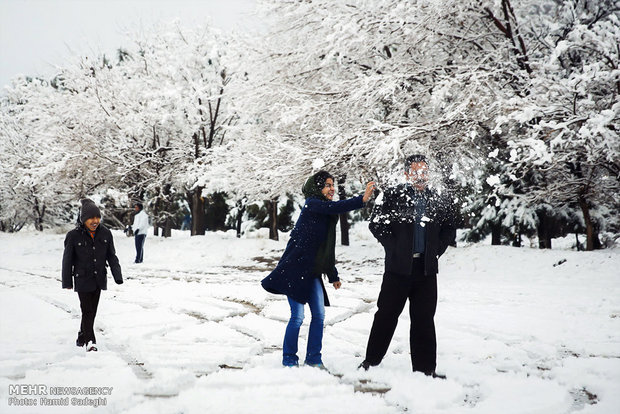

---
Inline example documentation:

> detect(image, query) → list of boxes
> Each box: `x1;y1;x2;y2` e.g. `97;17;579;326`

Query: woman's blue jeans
283;278;325;366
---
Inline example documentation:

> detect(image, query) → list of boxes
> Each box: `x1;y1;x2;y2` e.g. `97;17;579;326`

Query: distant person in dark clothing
262;171;375;368
360;155;456;377
132;203;149;263
62;199;123;352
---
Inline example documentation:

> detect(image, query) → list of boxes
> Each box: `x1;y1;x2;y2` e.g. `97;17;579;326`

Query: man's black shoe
76;339;85;347
358;360;371;371
424;371;446;379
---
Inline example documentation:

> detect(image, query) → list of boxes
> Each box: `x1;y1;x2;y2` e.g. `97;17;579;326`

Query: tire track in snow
0;267;161;384
325;302;375;327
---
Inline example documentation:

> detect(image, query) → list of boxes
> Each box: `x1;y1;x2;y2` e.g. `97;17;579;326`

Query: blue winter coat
261;195;365;305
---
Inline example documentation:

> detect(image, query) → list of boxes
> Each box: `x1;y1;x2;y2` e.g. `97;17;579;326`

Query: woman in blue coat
262;171;375;368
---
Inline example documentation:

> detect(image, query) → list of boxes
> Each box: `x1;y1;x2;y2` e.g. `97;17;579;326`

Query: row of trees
1;0;618;249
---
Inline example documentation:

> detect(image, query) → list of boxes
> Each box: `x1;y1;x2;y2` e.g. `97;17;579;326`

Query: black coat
62;224;123;292
369;184;456;277
262;195;365;305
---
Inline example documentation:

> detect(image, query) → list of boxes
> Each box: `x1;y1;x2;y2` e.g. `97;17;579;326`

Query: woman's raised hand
362;181;376;203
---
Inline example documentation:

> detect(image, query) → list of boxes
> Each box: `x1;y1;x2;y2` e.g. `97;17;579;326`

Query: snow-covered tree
222;0;548;241
492;0;620;249
1;22;234;234
2;2;617;251
240;0;536;175
0;73;113;230
67;23;233;236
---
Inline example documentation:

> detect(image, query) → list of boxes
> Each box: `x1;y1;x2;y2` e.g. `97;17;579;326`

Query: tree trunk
267;199;279;241
491;222;501;245
191;187;207;236
537;210;552;249
33;197;45;231
153;195;164;237
153;214;161;236
151;193;160;236
162;215;172;238
338;175;350;246
512;231;522;247
578;193;597;251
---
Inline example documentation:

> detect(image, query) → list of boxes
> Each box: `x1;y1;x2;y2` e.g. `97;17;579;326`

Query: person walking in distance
132;203;149;263
360;155;456;377
62;199;123;352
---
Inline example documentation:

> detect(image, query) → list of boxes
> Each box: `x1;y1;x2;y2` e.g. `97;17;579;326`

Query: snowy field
1;224;619;414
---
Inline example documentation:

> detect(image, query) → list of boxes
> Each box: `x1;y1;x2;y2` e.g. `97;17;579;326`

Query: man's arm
131;214;139;235
437;194;458;257
438;223;456;257
368;189;395;247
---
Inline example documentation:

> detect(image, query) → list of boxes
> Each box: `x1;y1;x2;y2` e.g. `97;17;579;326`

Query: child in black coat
62;199;123;351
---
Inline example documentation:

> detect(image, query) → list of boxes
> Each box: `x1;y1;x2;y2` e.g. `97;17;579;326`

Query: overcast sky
0;0;258;88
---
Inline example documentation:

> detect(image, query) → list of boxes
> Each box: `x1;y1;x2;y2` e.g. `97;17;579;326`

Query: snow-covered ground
1;224;619;413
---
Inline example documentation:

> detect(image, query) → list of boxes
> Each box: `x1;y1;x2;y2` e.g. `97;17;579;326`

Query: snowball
312;158;325;170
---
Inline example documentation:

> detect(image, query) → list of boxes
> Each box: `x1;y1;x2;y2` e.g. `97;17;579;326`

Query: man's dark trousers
135;234;146;263
364;258;438;373
77;289;101;345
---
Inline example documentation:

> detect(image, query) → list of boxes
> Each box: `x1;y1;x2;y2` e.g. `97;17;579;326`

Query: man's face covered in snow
405;161;429;191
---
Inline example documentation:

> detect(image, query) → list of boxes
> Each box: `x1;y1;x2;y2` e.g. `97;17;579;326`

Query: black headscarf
302;171;339;277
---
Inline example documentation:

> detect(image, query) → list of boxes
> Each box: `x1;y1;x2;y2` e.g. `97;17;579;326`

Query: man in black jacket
360;155;456;376
62;199;123;351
